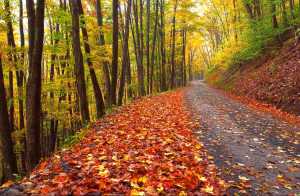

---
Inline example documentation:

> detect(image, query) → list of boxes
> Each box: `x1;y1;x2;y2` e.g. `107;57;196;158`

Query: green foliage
202;0;300;85
62;127;90;149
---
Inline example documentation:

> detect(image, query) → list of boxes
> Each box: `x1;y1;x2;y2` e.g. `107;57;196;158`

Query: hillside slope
217;39;300;116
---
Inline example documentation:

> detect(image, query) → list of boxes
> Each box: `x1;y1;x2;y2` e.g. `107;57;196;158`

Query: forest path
184;81;300;195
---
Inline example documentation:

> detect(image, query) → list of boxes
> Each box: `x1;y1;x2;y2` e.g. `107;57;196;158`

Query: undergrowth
205;15;300;86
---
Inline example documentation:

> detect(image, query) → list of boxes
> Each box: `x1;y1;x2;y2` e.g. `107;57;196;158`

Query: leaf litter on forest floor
19;90;226;195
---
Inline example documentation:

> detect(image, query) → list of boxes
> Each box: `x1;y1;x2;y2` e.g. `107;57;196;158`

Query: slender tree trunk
289;0;295;18
96;0;112;106
118;0;132;105
111;0;119;105
170;0;178;89
25;0;45;172
150;0;159;93
139;0;144;70
160;0;167;91
146;0;150;94
70;0;90;124
18;0;26;173
48;8;60;154
282;0;288;26
78;0;105;118
133;0;146;96
181;29;187;86
126;49;132;98
244;3;255;19
270;0;278;28
4;0;17;132
0;55;17;182
254;0;261;18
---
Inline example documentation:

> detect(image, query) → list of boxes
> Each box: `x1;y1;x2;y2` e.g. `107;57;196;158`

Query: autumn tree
25;0;46;172
0;54;17;182
78;0;105;118
70;0;90;123
111;0;119;104
118;0;132;105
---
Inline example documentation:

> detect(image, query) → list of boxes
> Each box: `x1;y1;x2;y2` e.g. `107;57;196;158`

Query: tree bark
25;0;45;172
78;0;105;118
48;7;60;154
133;0;146;96
160;0;167;91
170;0;178;89
0;55;17;182
182;29;187;86
289;0;295;18
118;0;132;105
282;0;288;26
270;0;278;28
150;0;159;93
18;0;25;130
111;0;119;105
95;0;112;106
146;0;150;94
4;0;17;132
70;0;90;124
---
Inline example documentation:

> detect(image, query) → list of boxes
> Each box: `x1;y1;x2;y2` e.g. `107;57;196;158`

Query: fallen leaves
224;91;300;127
20;90;226;195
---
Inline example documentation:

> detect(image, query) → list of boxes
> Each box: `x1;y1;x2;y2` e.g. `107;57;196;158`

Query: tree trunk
111;0;119;105
18;0;25;173
0;55;17;182
282;0;288;26
118;0;132;106
270;1;278;28
25;0;45;172
289;0;295;18
150;0;159;93
78;0;105;118
70;0;90;124
254;0;261;19
160;0;167;91
170;0;178;89
4;0;17;132
48;8;60;155
95;0;112;106
133;0;146;96
181;29;187;86
146;0;150;94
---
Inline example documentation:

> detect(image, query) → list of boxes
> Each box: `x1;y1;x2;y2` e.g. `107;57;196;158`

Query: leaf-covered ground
232;40;300;116
18;91;225;195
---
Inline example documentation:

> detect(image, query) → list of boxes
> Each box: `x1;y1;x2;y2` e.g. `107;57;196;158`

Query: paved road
184;81;300;195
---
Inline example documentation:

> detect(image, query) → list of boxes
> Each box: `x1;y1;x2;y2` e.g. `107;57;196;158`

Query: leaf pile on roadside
21;91;226;195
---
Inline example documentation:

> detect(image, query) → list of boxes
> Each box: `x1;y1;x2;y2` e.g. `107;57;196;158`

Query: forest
0;0;299;194
0;0;201;180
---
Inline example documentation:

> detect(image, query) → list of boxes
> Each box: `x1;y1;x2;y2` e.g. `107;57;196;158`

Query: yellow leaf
112;155;118;161
238;175;250;181
194;155;203;162
202;185;214;194
198;176;207;182
124;154;130;161
98;155;107;161
131;189;145;196
157;183;164;192
138;176;147;184
98;165;109;177
87;154;93;161
195;144;202;149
